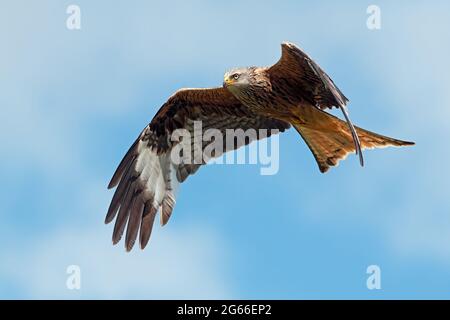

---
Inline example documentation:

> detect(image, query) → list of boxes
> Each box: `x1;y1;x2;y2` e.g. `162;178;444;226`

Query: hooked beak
223;76;233;88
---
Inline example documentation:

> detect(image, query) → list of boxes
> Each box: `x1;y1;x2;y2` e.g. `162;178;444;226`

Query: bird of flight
106;42;414;251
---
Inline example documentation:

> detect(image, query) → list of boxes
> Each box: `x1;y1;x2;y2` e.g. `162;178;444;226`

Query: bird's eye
232;73;240;80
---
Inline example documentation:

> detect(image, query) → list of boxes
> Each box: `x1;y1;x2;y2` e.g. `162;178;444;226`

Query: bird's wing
268;42;363;166
106;87;290;251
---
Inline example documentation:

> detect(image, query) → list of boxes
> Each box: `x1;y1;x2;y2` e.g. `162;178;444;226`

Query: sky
1;0;450;299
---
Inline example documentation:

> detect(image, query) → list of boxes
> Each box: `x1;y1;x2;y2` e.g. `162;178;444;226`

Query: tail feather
292;107;414;173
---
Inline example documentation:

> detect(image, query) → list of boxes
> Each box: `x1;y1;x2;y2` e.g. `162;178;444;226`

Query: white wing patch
135;140;178;225
106;136;181;251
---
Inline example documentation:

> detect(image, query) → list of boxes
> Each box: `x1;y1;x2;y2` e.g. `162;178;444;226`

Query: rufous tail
291;107;414;173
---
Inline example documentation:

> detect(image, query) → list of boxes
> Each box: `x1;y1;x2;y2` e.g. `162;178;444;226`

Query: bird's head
223;67;272;100
223;68;253;88
223;67;271;95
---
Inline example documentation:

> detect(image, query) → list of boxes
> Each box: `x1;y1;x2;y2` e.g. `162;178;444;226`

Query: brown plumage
106;41;414;251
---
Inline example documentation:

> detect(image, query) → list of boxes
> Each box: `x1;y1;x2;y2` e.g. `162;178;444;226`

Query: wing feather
106;87;290;250
268;42;362;165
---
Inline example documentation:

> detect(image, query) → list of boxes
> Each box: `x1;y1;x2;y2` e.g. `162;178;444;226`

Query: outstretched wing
268;42;363;166
106;87;290;251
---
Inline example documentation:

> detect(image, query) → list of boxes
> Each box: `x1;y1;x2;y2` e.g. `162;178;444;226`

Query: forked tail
291;107;414;173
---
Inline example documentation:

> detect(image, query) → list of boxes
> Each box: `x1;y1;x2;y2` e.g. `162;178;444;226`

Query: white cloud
0;223;232;299
0;2;238;299
389;204;450;263
364;3;450;264
276;2;450;267
2;0;450;298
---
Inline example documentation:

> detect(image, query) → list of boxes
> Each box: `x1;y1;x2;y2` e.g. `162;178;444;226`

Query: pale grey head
223;67;255;89
222;66;272;103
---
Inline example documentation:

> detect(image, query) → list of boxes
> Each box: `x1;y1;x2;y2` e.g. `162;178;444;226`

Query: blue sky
1;0;450;299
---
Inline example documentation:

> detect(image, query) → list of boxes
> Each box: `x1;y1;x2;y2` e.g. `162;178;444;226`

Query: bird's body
106;42;414;251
